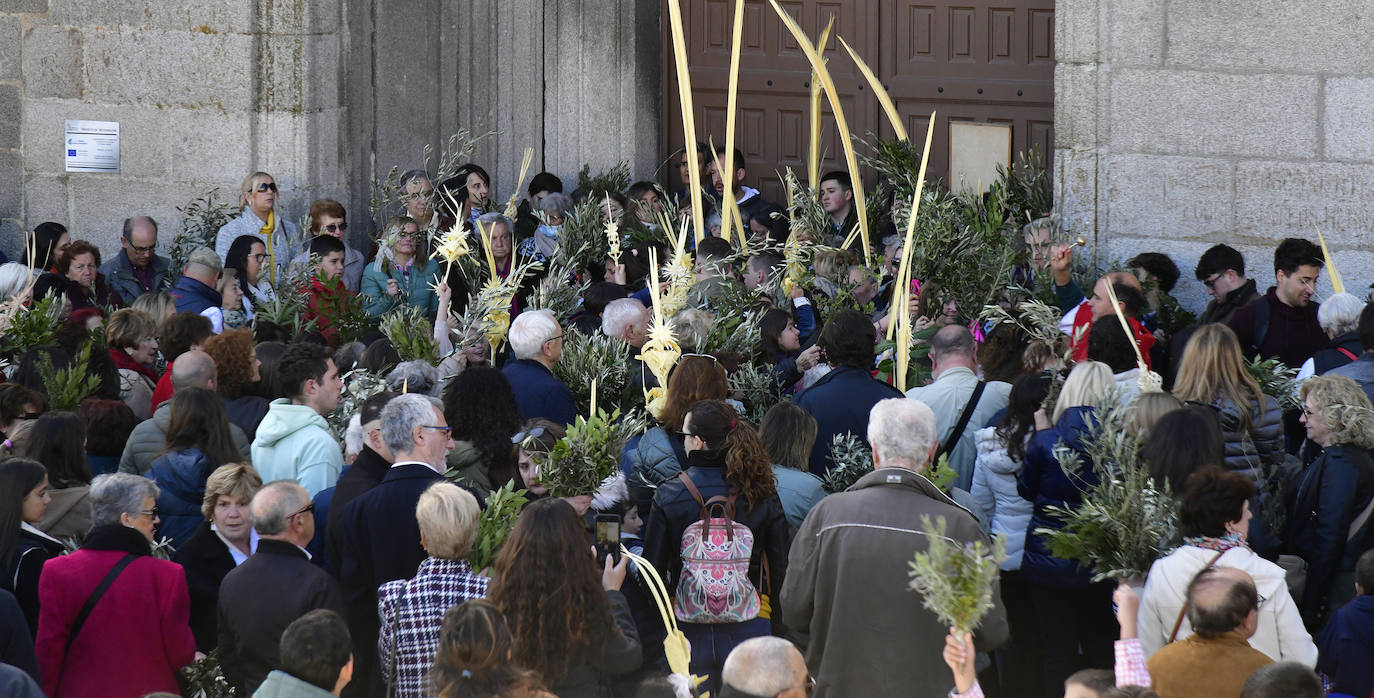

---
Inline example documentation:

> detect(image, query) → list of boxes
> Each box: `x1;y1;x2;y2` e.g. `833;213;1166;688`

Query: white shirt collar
391;459;443;474
211;523;260;566
21;522;63;547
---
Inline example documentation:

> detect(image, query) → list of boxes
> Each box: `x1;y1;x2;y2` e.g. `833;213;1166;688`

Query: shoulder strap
1348;494;1374;542
65;554;137;657
936;381;986;462
1168;548;1227;643
1337;346;1359;361
677;472;706;507
1251;297;1271;354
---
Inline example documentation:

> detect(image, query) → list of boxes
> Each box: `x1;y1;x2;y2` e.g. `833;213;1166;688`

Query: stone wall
1054;0;1374;312
0;0;349;261
0;0;660;263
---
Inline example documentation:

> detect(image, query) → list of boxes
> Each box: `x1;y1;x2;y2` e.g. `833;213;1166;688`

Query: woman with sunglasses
215;172;301;275
297;199;364;292
362;215;442;319
224;234;277;315
35;473;196;698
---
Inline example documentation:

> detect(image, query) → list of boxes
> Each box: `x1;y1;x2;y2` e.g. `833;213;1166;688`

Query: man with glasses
335;394;459;698
100;216;171;303
1194;244;1261;326
214;171;302;280
218;480;345;695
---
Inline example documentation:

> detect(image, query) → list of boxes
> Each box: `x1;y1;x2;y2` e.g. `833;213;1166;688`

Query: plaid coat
378;558;489;698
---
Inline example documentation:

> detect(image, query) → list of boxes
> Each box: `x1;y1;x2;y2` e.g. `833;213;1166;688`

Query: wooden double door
660;0;1055;204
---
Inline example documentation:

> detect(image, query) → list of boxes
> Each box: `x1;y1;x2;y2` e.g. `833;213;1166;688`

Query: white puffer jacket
1137;544;1317;666
970;426;1033;570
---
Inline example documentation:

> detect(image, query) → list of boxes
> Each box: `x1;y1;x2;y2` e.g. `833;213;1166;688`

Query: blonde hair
200;463;263;521
105;308;159;350
417;481;481;560
1174;324;1266;431
1126;391;1183;438
1054;361;1114;422
1299;374;1374;449
384;215;427;264
239;171;273;207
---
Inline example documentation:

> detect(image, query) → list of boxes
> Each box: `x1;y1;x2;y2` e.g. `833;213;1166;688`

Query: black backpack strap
64;553;137;658
936;381;986;463
1251;296;1271;355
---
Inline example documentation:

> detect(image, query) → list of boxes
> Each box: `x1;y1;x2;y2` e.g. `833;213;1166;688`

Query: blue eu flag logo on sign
68;149;76;156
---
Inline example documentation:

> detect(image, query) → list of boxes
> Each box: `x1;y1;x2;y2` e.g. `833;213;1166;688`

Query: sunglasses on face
511;426;547;444
323;222;347;233
254;182;278;193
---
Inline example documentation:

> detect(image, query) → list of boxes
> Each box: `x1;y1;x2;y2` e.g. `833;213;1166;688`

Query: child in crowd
303;234;349;345
1317;549;1374;698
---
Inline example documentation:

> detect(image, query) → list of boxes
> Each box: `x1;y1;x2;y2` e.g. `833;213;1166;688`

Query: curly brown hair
203;328;258;399
488;498;617;684
686;400;777;507
657;355;728;431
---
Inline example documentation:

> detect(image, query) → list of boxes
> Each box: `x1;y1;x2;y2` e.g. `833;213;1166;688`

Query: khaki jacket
1147;629;1273;698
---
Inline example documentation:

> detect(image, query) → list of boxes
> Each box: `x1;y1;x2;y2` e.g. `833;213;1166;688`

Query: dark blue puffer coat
146;448;214;550
1017;406;1102;589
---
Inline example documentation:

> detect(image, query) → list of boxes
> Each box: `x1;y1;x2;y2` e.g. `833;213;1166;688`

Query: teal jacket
360;258;441;317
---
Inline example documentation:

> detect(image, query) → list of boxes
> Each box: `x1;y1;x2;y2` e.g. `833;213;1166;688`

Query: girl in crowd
758;402;824;529
145;387;245;548
23;411;92;539
224;234;276;314
627;354;729;487
430;599;554;698
442;367;522;503
0;458;61;636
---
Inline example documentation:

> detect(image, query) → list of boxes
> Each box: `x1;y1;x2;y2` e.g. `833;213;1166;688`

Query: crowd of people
0;147;1372;698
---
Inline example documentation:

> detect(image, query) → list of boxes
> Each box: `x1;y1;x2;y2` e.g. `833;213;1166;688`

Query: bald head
721;636;807;697
251;481;310;538
1186;566;1259;638
929;325;977;377
171;350;217;391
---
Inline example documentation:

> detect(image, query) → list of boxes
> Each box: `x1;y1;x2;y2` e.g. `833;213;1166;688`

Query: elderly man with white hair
501;308;577;425
780;397;1008;698
719;636;811;698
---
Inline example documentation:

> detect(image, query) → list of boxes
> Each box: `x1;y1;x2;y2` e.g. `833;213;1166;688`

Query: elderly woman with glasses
1286;374;1374;626
378;481;488;698
172;463;262;651
34;473;196;698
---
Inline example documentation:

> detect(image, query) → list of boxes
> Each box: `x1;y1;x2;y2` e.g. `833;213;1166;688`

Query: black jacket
1285;444;1374;625
325;446;391;567
222;394;270;443
5;527;64;637
642;449;790;604
172;520;238;651
1312;332;1363;376
549;590;642;698
217;538;345;695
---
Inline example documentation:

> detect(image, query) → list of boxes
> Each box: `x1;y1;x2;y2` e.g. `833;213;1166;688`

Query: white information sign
64;120;120;173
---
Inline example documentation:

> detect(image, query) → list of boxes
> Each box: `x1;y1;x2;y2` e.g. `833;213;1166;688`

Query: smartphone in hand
594;513;622;564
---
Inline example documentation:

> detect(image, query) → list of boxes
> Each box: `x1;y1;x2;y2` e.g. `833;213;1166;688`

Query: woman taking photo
642;400;790;693
362;215;441;318
0;458;62;636
172;463;261;651
1017;361;1116;696
35;473;196;697
105;308;161;420
145;387;245;548
224;234;276;314
488;498;639;697
430;599;554;698
1286;374;1374;626
1138;465;1315;663
379;482;488;698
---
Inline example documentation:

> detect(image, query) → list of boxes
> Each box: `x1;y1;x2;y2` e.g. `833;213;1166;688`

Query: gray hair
387;360;439;396
1319;292;1364;337
509;309;561;360
0;262;30;302
867;398;938;471
186;246;222;274
602;298;648;340
379;393;443;457
251;480;309;535
90;473;159;527
537;193;574;215
721;636;803;696
475;211;514;236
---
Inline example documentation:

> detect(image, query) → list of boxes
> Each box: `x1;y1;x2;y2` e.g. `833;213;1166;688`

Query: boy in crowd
303;234;350;345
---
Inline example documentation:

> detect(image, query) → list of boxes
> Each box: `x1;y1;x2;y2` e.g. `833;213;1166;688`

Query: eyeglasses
805;674;816;695
254;182;278;193
1300;404;1316;417
287;502;315;520
323;222;347;233
421;425;453;434
543;334;564;345
248;253;268;262
138;507;160;519
511;426;547;444
1202;273;1222;289
128;243;157;253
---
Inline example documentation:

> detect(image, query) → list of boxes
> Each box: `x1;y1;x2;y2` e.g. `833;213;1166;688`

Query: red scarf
108;347;159;381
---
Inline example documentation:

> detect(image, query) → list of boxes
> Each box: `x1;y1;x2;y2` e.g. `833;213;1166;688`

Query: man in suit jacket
218;481;345;695
334;394;461;698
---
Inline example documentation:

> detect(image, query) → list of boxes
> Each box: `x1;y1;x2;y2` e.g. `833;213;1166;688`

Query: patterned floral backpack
671;472;760;623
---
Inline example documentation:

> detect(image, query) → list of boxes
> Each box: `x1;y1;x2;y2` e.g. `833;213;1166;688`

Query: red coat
35;527;196;698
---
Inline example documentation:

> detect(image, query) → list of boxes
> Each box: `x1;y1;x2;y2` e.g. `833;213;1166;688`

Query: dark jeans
988;569;1046;698
681;617;771;696
1029;581;1118;698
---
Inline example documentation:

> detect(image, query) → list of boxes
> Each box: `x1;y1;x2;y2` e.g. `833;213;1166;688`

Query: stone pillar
1054;0;1374;311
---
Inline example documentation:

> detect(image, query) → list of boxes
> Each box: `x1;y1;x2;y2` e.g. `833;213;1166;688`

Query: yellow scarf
259;210;276;286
